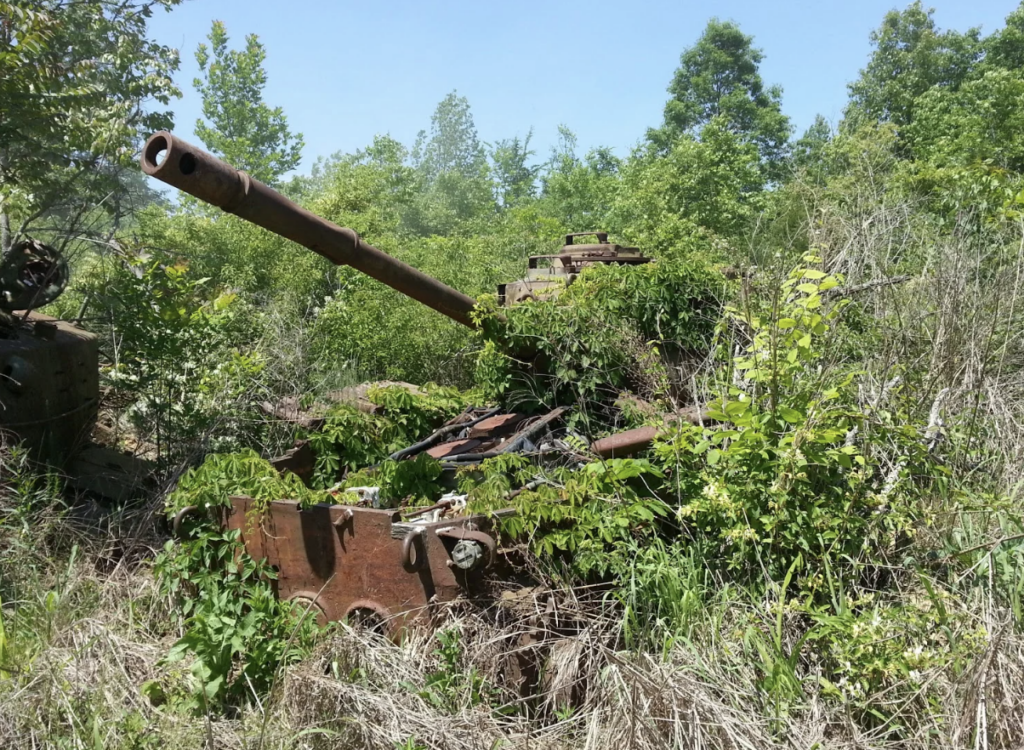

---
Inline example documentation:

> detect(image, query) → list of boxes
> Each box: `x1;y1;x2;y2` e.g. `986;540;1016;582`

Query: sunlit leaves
193;20;303;185
0;0;181;211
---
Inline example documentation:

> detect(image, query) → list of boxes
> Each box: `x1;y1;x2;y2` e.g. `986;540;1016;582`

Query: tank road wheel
172;505;202;538
287;591;328;627
0;239;70;311
343;599;392;636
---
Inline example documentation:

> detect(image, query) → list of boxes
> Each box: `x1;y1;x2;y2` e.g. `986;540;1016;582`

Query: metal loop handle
171;505;200;538
401;528;425;573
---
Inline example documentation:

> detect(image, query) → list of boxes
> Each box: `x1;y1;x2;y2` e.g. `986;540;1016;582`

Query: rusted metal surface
492;407;567;454
590;426;660;458
424;438;482;459
140;132;480;329
224;496;499;632
269;441;316;485
590;407;715;458
468;412;526;439
389;406;500;461
411;407;569;467
0;312;99;466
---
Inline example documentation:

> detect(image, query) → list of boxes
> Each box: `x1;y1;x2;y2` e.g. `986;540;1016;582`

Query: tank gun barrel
140;132;479;328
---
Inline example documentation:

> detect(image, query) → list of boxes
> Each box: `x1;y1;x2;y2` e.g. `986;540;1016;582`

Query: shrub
473;258;729;427
164;449;325;517
307;383;471;488
153;528;319;712
654;259;939;594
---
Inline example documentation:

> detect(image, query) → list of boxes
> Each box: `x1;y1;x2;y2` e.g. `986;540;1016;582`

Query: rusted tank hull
0;313;98;466
224;496;499;632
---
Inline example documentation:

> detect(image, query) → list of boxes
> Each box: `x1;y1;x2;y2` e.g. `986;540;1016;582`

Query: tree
491;131;540;208
412;91;487;181
0;0;181;255
613;118;765;251
910;68;1024;172
540;126;620;232
648;19;790;179
309;135;418;238
406;92;493;235
986;2;1024;71
194;21;303;185
792;115;833;180
845;2;981;135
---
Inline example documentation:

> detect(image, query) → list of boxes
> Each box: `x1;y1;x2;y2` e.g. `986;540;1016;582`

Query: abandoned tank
141;131;658;631
0;239;99;468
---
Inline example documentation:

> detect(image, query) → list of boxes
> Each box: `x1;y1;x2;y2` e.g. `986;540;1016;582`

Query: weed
153;527;320;711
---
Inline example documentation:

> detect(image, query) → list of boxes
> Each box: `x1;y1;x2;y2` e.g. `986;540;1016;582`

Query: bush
154;528;319;712
307;383;470;488
654;259;939;594
473;258;729;427
89;248;266;463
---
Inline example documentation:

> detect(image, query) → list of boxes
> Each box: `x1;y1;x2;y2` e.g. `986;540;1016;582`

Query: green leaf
778;406;802;424
725;401;748;417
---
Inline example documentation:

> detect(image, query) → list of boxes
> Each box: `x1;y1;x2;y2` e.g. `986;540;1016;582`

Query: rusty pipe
590;426;660;458
140;132;479;328
590;407;715;458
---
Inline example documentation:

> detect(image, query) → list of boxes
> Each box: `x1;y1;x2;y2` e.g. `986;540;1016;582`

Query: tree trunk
0;198;10;259
0;147;10;258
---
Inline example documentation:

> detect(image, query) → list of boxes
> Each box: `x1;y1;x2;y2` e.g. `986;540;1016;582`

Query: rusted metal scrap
223;495;502;632
389;406;500;460
423;407;568;466
590;406;715;458
425;438;484;459
269;440;316;484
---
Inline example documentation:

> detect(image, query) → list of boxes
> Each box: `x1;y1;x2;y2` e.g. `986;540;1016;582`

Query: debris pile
191;394;596;634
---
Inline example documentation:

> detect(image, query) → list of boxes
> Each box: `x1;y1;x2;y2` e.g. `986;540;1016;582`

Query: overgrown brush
473;257;729;427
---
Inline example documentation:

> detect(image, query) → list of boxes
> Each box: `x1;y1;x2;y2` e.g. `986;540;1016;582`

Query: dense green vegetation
2;1;1024;748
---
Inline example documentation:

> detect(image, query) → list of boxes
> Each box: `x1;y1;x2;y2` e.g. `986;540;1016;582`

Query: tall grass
2;174;1024;748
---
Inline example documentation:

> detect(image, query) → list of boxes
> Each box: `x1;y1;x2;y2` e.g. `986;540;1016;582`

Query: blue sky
148;0;1022;173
